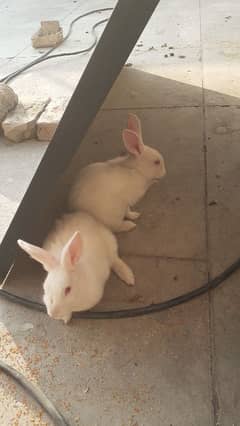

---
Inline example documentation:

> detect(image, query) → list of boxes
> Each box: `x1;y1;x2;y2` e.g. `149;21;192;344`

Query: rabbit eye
154;159;160;165
64;286;71;296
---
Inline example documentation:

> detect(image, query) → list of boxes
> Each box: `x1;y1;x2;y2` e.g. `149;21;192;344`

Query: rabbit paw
63;313;72;324
112;258;135;286
126;210;141;220
118;220;136;232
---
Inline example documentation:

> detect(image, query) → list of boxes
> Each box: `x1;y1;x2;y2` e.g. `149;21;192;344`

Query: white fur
18;211;134;323
68;114;166;232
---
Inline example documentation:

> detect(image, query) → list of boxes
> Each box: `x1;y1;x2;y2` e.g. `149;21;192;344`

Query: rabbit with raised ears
17;211;134;323
68;113;166;232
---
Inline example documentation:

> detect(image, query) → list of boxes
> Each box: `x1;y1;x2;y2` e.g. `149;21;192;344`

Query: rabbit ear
127;113;143;138
17;239;58;272
122;129;144;156
61;231;82;270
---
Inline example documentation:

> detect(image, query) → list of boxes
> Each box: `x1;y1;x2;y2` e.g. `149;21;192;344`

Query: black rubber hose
0;360;70;426
0;8;113;84
0;5;239;425
1;256;239;319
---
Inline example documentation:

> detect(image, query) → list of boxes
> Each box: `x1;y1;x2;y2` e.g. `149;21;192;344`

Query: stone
31;21;63;48
2;98;50;143
0;83;18;123
37;97;68;141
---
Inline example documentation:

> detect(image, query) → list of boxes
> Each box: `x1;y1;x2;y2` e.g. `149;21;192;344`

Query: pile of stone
0;83;68;143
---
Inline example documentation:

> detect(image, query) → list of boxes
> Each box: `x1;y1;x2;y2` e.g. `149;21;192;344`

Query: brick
37;98;68;142
2;98;50;143
31;21;63;48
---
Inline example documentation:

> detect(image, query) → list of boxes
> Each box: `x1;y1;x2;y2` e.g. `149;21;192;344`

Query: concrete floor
1;0;240;425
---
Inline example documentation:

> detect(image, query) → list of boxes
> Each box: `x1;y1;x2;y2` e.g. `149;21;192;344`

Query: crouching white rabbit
17;211;134;324
68;113;166;232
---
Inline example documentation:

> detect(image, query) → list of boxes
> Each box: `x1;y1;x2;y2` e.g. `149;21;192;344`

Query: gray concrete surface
0;0;240;425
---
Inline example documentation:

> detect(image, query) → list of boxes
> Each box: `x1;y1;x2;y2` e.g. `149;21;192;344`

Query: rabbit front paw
125;208;141;221
118;220;136;232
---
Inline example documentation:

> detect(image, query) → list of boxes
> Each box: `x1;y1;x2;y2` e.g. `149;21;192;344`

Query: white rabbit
68;113;166;232
17;211;134;324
